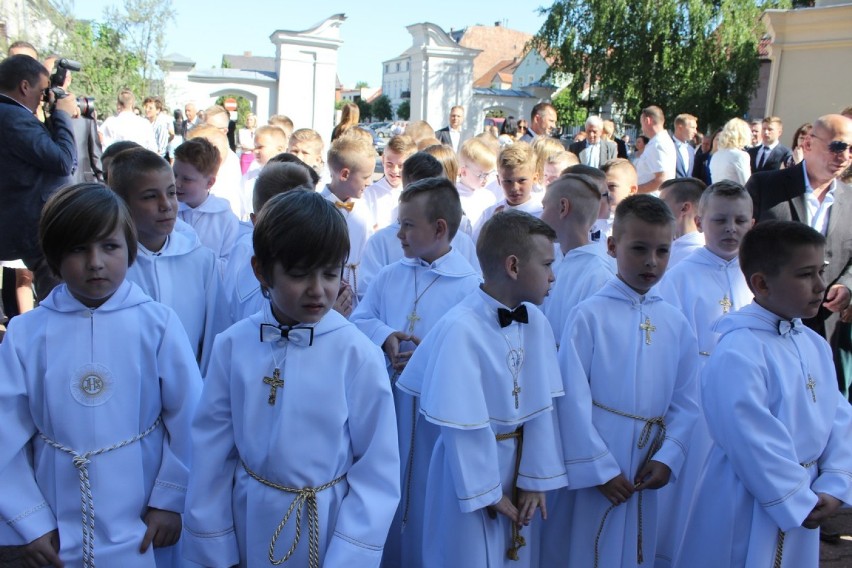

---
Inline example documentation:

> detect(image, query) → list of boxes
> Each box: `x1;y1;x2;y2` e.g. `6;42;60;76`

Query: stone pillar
270;14;346;141
406;23;479;137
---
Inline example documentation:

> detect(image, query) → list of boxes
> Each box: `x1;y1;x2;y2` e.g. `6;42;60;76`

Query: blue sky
69;0;549;87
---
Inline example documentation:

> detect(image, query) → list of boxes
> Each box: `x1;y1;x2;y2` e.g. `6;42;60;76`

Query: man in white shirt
672;113;697;178
435;105;465;152
100;88;157;152
635;105;677;194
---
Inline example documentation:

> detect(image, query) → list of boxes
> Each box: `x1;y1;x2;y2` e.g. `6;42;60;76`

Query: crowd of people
0;38;851;568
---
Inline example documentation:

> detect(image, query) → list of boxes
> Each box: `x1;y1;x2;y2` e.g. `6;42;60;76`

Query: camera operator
0;54;77;300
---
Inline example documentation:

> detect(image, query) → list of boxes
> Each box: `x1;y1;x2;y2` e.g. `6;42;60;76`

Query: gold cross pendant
263;368;284;406
406;311;421;334
512;383;522;409
640;317;656;345
806;375;817;403
719;295;732;314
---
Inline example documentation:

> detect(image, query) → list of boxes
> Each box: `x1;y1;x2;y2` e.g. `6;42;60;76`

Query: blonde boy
241;125;288;217
364;135;416;230
542;150;579;187
532;137;568;192
288;128;326;186
267;114;294;142
659;177;707;267
473;142;542;241
456;138;498;227
602;158;639;214
321;136;378;300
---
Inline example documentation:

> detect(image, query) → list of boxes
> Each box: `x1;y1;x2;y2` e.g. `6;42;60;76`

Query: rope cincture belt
495;427;525;561
591;400;666;568
241;461;346;568
773;459;819;568
38;415;163;568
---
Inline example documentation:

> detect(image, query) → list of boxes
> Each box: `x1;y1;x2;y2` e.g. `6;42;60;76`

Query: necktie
497;305;529;328
758;146;770;170
335;200;354;212
777;319;801;337
260;323;315;346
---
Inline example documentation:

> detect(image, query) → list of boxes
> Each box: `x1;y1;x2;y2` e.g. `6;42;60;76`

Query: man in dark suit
569;115;617;168
435;105;465;152
0;55;77;300
748;116;793;173
671;113;698;178
519;102;557;143
747;113;852;396
70;111;104;183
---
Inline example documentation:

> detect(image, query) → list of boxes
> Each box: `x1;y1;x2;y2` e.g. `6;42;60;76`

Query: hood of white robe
40;279;152;313
248;297;350;338
715;301;798;337
597;275;664;307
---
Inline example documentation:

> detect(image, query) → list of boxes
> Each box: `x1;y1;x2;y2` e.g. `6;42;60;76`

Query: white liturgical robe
675;303;852;568
397;288;567;568
456;181;497;228
473;194;544;243
320;186;374;300
363;176;401;230
0;281;202;567
551;277;700;568
668;230;705;268
182;303;400;568
351;250;480;568
177;194;244;267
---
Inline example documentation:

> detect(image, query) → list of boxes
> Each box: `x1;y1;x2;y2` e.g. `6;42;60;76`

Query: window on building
385;64;390;73
396;62;400;72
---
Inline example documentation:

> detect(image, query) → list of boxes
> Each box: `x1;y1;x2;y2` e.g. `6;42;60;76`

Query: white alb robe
473;194;544;243
675;303;852;567
221;230;263;325
668;230;705;268
456;181;497;228
182;304;400;568
127;229;229;373
541;243;616;342
320;186;374;300
363;176;401;230
397;289;568;568
210;149;246;220
359;222;480;298
0;281;202;567
177;194;245;268
653;247;752;566
551;277;700;568
350;250;480;568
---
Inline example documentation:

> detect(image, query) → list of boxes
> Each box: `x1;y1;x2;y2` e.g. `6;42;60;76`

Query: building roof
473;87;536;98
189;68;277;83
456;25;532;86
222;53;276;73
473;58;521;88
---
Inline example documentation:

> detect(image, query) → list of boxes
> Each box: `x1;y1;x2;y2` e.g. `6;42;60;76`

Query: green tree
354;80;370;88
356;98;372;121
371;95;393;121
551;89;591;127
215;95;253;127
530;0;791;130
396;100;410;120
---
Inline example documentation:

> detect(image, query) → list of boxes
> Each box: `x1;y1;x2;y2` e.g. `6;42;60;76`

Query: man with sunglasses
748;113;852;399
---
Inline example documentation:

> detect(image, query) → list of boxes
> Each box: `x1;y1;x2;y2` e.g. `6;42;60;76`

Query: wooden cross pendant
512;383;522;409
406;311;421;334
640;317;656;345
263;368;284;406
719;295;732;314
806;375;817;403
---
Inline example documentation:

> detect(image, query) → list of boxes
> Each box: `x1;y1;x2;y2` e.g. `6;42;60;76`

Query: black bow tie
498;305;529;328
259;323;315;346
777;319;801;337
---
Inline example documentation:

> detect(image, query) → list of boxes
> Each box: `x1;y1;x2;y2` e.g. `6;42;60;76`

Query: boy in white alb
676;221;852;567
363;135;416;230
320;136;378;301
397;210;568;567
288;128;327;190
351;178;480;568
0;184;201;567
456;138;498;227
109;148;228;373
182;191;400;567
360;152;480;296
654;180;754;565
240;124;288;220
565;164;613;245
174;138;244;267
473;142;543;242
659;177;707;267
539;173;616;341
553;194;700;568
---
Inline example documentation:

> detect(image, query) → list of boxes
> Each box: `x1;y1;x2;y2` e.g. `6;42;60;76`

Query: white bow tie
259;323;314;346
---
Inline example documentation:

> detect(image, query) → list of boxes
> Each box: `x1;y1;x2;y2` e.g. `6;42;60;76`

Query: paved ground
3;508;851;566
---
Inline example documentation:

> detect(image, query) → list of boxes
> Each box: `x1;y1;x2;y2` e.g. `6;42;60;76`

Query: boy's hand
517;490;547;526
333;283;354;318
140;507;181;553
597;473;635;505
382;332;420;372
635;460;672;491
487;495;520;525
23;529;63;568
803;493;843;529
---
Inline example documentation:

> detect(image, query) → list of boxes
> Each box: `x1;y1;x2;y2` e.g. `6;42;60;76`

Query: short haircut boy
422;144;458;183
252;162;314;214
326;136;376;173
386;134;417;157
697;179;750;214
268;114;294;131
185;124;229;166
101;141;143;183
108;147;171;198
253;191;350;286
659;177;706;206
498;141;535;171
565;163;608;195
601;158;637;181
40;183;138;275
290;128;323;148
547;173;603;227
546;150;579;170
254;124;288;147
476;210;557;280
268;153;321;185
459;138;497;170
174;137;221;177
399;177;463;239
403;120;436;146
401;152;444;186
739;220;826;285
613;194;675;238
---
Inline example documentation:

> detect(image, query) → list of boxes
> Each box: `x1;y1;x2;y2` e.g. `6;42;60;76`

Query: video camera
44;58;96;119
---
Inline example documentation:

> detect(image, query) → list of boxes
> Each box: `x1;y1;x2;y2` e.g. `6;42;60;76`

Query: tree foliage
396;100;410;120
371;95;393;121
551;89;589;127
215;95;252;128
356;98;372;121
355;80;370;88
530;0;791;129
